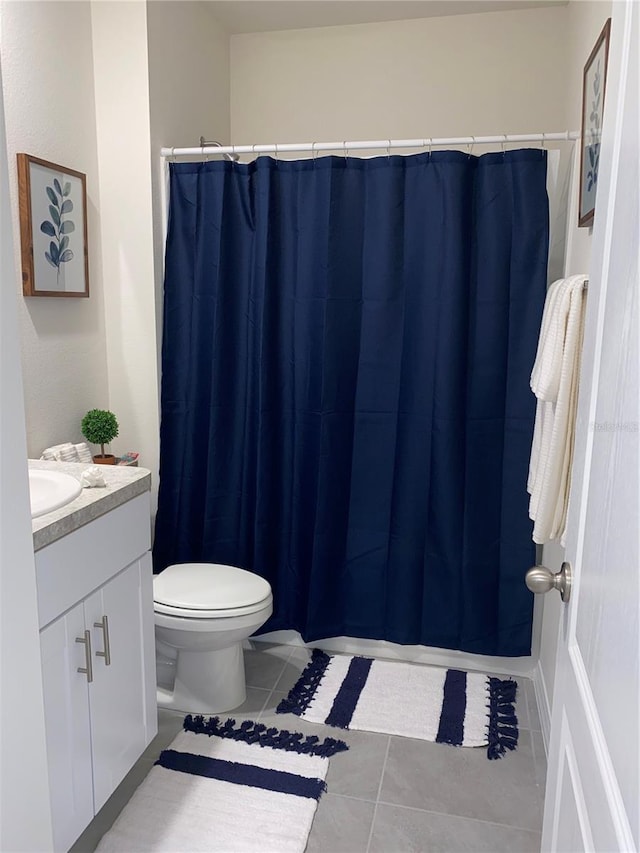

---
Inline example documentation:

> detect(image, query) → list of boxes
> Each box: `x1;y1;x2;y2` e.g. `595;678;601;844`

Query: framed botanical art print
17;154;89;297
578;19;611;228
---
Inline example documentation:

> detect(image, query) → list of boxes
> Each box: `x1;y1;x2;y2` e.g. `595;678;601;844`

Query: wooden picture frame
17;154;89;297
578;18;611;228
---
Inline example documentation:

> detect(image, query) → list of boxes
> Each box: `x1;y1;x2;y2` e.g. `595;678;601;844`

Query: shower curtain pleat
154;150;548;657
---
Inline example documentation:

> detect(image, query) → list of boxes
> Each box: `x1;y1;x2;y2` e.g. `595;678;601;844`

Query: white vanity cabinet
36;492;157;852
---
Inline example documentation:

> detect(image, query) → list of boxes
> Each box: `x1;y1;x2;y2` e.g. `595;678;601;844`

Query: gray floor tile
530;729;548;793
324;730;389;801
524;679;542;732
515;677;531;730
225;685;272;721
141;708;185;760
244;644;291;690
369;804;541;853
306;794;376;853
273;645;313;693
379;729;543;832
259;688;289;719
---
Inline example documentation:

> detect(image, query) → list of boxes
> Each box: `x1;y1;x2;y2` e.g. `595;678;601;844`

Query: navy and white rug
96;716;348;852
277;650;518;760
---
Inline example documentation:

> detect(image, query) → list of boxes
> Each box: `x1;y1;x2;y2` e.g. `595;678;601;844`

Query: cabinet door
84;554;155;812
40;603;93;853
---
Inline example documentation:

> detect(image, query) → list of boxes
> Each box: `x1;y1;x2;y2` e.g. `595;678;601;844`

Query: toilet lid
153;563;272;612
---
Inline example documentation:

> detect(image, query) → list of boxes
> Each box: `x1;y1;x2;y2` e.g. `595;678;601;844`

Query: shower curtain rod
161;131;580;159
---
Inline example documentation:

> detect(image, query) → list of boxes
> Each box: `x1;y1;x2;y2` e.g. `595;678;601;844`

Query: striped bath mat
277;650;518;760
96;716;348;852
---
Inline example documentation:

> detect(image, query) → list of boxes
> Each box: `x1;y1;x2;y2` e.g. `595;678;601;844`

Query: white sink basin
29;469;82;518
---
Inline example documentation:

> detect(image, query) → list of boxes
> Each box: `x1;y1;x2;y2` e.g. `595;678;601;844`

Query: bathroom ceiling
206;1;567;34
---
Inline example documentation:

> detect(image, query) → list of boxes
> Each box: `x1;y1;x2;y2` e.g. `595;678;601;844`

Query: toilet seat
154;595;273;620
154;562;272;620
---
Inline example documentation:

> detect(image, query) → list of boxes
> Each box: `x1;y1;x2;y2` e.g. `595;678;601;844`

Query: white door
40;603;94;853
542;2;638;850
85;557;152;812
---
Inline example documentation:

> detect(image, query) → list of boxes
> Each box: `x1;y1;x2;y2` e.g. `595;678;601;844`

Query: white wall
535;0;612;748
92;0;159;506
148;2;230;152
230;6;569;145
0;0;109;457
147;0;230;384
91;0;231;513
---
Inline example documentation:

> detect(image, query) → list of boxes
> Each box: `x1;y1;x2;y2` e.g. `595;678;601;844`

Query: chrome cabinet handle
525;561;572;603
76;630;93;682
94;615;111;666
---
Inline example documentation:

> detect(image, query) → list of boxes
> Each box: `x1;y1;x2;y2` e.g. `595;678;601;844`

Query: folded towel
74;442;94;463
528;275;588;545
40;442;79;462
58;444;79;462
40;441;93;463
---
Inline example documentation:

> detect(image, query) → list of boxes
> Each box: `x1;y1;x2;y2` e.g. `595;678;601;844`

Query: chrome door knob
525;561;572;603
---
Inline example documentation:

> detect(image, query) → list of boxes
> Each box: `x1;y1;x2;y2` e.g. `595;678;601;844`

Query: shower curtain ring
501;135;507;156
540;133;546;155
343;141;348;159
274;143;278;161
171;146;175;161
386;139;391;158
468;137;475;157
312;141;317;160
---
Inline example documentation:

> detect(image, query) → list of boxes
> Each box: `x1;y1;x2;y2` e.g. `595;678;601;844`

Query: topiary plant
81;409;119;460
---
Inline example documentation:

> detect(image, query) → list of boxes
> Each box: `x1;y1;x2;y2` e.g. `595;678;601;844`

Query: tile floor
71;643;546;853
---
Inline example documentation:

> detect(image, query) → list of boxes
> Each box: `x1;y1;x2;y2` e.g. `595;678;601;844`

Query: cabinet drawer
36;493;151;629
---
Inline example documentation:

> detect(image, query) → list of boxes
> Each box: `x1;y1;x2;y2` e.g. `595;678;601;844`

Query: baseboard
532;659;552;754
253;629;536;678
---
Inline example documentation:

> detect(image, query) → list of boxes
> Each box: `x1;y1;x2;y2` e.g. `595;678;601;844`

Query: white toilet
153;563;273;714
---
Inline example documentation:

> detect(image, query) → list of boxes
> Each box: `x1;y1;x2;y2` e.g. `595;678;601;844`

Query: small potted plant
81;409;119;465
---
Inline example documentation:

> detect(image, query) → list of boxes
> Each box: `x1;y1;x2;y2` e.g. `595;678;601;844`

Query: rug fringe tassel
275;648;332;717
487;677;519;760
183;713;348;757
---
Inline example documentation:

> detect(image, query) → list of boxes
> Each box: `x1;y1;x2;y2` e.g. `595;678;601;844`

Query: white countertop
30;460;151;551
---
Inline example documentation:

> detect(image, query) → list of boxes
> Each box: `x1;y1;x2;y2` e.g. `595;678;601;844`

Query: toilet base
157;641;247;715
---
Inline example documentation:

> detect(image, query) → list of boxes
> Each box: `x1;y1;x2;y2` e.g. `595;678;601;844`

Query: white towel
40;441;92;463
40;442;79;462
528;274;588;545
74;442;94;463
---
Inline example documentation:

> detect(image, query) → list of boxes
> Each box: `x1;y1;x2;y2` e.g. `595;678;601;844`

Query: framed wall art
578;18;611;228
17;154;89;297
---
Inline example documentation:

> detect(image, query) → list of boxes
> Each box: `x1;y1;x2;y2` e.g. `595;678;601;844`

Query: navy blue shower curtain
153;150;548;657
